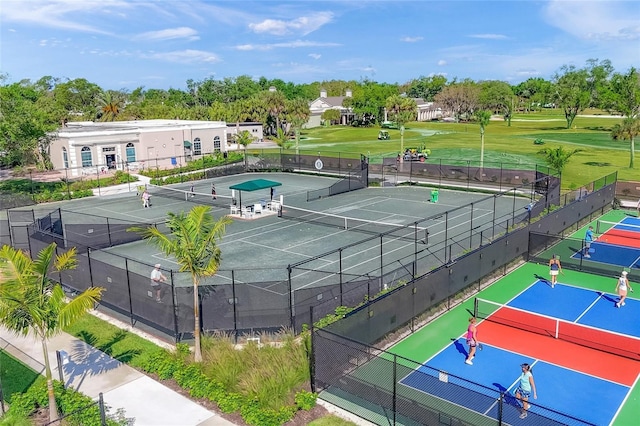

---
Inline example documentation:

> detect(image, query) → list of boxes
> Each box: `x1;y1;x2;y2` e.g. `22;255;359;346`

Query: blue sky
1;0;638;91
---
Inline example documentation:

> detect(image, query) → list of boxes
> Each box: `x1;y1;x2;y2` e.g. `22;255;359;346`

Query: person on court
548;254;562;288
515;363;537;419
190;182;195;198
142;189;151;208
150;263;167;302
211;183;217;200
465;317;478;365
583;226;596;258
616;270;633;308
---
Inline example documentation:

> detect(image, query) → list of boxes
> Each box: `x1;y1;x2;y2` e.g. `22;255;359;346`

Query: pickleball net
147;183;234;209
595;219;640;248
279;205;429;244
474;297;640;361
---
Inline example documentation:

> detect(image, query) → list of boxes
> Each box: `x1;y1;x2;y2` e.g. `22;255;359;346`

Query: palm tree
235;130;253;167
0;243;104;423
611;117;640;168
274;128;292;150
129;206;231;362
97;90;124;122
475;110;492;169
538;146;583;173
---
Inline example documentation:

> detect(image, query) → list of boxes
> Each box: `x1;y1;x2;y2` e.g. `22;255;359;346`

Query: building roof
57;119;227;138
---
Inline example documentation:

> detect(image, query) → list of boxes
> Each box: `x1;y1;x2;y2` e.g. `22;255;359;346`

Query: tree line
0;58;638;169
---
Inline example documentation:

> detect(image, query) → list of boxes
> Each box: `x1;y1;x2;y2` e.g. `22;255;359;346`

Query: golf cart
378;130;390;140
402;145;430;162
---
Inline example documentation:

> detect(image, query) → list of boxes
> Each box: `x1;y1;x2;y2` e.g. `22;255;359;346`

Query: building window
81;146;92;167
126;143;136;163
62;147;69;168
102;147;115;152
213;136;221;152
193;138;202;155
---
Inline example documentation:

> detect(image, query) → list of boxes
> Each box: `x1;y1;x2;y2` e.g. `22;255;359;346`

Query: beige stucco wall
49;121;230;177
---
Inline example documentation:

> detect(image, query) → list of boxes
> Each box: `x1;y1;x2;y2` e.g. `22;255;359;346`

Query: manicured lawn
0;350;42;403
276;110;635;190
64;314;161;369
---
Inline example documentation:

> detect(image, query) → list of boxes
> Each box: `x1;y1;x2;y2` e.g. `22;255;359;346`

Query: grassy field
284;110;635;191
0;350;42;403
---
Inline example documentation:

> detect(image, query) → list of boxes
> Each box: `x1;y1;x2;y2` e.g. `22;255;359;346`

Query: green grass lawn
282;110;636;191
0;350;42;403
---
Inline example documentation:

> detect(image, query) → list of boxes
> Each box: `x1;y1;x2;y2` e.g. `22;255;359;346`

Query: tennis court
387;266;640;425
83;174;531;290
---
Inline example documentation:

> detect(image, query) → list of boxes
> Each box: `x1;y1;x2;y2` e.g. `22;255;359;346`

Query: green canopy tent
229;179;282;212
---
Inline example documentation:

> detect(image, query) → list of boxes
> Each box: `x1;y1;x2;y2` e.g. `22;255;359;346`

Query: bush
140;153;244;178
136;341;315;426
6;380;130;425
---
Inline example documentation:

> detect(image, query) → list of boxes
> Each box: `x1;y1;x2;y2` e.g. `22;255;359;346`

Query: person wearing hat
615;270;633;308
150;263;168;303
515;363;537;419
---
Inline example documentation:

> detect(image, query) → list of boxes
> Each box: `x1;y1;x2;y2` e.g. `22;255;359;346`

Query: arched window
193;137;202;155
80;146;92;167
126;143;136;162
213;136;221;152
62;147;69;168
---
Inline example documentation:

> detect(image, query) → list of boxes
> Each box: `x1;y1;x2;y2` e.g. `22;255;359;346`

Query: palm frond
58;286;104;331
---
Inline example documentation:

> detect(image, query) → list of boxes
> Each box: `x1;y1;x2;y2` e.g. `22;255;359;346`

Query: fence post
99;393;107;426
309;306;316;393
125;258;135;326
392;354;397;425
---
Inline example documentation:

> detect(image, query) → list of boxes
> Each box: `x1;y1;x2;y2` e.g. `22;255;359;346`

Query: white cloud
135;27;200;42
235;40;340;51
249;11;334;36
143;49;220;64
437;60;447;66
0;0;130;34
401;36;423;43
544;0;640;41
469;34;508;40
309;53;321;60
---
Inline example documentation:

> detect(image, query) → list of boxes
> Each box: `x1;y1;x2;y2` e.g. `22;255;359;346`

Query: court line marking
610;372;640;426
574;293;605;323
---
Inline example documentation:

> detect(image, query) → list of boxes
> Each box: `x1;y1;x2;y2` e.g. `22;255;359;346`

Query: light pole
400;125;405;155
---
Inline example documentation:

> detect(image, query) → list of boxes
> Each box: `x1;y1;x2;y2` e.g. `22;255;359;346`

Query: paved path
0;327;237;426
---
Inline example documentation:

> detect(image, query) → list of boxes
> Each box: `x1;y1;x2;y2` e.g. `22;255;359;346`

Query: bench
618;199;638;209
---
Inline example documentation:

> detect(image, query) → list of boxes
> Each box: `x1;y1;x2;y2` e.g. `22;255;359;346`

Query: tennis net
279;205;428;244
147;184;233;209
474;297;640;361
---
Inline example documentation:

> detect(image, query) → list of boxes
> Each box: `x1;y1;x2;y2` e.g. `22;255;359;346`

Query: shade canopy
183;140;191;148
229;179;282;192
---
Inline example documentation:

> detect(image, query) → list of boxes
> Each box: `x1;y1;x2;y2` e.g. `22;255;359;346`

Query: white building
50;120;231;176
307;88;355;128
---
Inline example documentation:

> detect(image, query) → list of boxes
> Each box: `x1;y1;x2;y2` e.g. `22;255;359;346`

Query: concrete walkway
0;327;237;426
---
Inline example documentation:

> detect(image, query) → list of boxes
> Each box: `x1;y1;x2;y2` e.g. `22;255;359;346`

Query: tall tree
478;80;515;126
434;81;480;122
97;90;125;121
0;81;57;168
609;67;640;118
474;110;492;169
611;118;640;168
552;65;591;129
129;207;230;362
285;98;311;155
404;75;447;101
0;243;104;423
